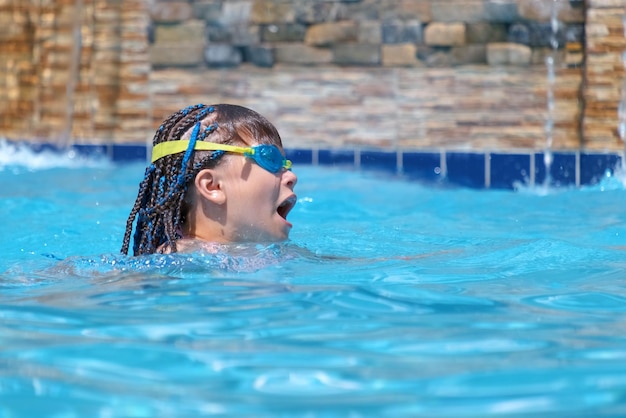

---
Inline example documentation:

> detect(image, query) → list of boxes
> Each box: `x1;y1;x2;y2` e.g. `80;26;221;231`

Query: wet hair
121;103;283;256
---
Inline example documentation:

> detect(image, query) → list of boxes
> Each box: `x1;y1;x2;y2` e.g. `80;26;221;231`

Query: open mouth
277;195;297;220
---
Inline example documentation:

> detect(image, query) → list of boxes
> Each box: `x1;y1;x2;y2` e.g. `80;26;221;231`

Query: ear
194;168;226;205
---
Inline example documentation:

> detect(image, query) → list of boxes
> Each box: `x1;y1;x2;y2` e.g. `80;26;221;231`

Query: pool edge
5;140;624;189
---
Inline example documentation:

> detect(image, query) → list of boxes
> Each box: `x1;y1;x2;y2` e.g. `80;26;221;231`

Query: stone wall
150;65;583;151
0;0;625;152
0;0;150;144
149;0;585;69
583;0;626;150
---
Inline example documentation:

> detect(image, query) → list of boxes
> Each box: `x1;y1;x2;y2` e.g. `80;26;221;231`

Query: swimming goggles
151;140;292;174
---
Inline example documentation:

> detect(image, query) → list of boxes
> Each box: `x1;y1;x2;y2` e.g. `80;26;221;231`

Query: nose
282;169;297;190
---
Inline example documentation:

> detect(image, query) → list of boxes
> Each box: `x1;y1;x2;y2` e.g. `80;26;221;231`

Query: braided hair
121;103;284;256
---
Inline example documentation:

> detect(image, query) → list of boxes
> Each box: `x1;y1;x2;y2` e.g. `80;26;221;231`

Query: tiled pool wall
290;148;623;189
16;141;623;190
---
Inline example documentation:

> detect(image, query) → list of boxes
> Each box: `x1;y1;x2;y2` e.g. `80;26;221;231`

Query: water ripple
524;292;626;313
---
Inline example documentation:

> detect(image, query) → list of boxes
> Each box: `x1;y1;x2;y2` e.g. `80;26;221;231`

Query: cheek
231;164;281;207
254;179;278;204
234;177;270;207
250;168;281;194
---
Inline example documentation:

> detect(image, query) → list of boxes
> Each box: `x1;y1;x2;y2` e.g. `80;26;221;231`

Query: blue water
2;146;626;417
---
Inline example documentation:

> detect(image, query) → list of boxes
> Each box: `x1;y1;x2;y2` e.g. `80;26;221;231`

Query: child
121;104;298;256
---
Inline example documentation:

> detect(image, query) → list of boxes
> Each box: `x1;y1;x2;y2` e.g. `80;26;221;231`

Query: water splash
606;162;626;190
60;0;83;149
0;139;110;171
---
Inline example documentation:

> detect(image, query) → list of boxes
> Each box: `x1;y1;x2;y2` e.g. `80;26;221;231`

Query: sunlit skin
181;147;298;245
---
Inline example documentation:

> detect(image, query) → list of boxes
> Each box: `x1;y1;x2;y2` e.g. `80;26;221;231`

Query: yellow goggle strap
151;140;251;164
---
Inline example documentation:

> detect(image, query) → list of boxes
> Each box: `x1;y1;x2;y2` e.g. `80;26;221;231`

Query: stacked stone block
583;0;626;150
0;2;38;137
115;0;151;143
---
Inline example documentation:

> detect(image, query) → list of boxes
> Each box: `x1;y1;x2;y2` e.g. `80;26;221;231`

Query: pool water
2;148;626;417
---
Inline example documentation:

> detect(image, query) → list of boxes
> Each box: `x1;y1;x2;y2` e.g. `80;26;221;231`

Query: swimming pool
2;145;626;417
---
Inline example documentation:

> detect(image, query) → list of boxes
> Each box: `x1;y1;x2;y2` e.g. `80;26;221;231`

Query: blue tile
533;153;547;185
285;148;313;165
318;149;355;166
580;153;621;186
551;153;578;187
112;144;147;162
446;152;486;188
402;152;442;182
535;152;576;187
490;153;530;189
360;150;397;174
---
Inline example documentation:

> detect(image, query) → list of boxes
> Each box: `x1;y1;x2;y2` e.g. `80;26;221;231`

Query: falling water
619;5;626;168
543;0;560;187
60;0;83;149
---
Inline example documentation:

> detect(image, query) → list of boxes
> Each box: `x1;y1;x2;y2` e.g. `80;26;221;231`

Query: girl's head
121;104;298;256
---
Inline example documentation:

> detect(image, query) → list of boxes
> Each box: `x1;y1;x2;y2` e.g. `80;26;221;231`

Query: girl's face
217;147;298;242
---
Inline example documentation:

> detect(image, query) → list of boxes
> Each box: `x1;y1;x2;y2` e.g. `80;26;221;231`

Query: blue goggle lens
246;145;291;174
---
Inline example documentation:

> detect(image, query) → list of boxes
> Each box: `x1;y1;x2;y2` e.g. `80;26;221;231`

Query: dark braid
120;103;285;256
121;104;219;255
